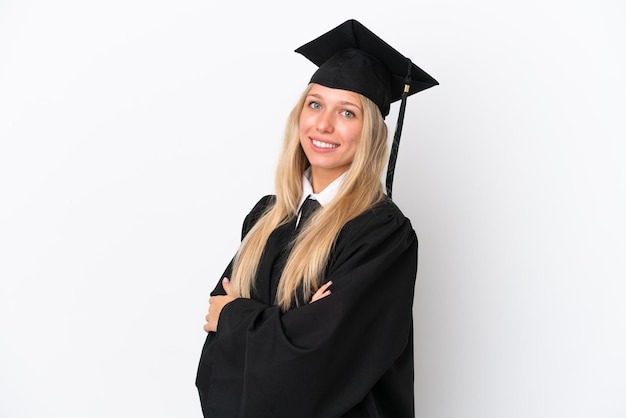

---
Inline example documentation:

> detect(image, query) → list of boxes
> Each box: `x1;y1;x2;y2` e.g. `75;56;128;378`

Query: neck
309;167;345;193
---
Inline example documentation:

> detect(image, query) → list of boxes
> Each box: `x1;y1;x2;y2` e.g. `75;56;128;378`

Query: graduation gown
196;195;418;417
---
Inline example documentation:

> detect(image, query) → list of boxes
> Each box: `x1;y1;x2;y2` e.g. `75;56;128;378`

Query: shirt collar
298;168;347;210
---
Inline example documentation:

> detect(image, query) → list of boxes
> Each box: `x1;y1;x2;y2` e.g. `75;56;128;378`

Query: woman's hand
203;278;237;333
310;280;333;303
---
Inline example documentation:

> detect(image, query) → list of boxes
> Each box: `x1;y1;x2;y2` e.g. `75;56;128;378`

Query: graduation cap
295;19;438;199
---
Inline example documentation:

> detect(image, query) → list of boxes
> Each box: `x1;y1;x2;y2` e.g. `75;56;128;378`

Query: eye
341;109;355;118
308;101;321;110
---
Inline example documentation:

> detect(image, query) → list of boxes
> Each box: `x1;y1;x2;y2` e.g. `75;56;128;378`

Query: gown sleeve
208;198;418;417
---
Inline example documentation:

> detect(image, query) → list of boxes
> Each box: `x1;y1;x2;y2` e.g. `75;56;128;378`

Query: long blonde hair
230;84;389;311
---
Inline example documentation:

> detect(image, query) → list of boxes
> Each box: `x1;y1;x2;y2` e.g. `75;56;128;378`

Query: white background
1;1;625;417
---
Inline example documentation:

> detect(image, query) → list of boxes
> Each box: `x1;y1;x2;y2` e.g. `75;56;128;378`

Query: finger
203;312;212;332
222;277;232;296
311;290;329;303
319;280;333;291
310;281;333;303
314;281;333;298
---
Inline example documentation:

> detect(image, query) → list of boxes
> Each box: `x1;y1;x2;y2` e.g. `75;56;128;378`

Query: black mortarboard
295;19;438;199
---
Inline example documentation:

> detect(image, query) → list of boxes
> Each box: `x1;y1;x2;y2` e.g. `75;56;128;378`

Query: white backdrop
1;1;624;417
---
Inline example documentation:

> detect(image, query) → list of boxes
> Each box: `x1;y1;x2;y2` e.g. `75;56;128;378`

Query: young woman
196;19;437;417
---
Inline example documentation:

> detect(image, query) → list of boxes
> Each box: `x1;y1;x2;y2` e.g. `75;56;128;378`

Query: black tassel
385;59;413;199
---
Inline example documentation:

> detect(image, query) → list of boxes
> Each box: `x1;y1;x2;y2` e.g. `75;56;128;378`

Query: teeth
312;139;339;149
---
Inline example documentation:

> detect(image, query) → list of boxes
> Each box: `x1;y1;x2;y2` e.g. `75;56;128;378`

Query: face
299;84;364;188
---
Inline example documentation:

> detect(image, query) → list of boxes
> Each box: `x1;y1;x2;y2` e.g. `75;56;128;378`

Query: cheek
298;125;308;146
343;126;362;148
298;125;311;155
299;109;313;127
298;117;310;140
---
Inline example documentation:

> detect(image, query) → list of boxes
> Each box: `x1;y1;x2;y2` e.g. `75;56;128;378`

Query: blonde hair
230;84;389;311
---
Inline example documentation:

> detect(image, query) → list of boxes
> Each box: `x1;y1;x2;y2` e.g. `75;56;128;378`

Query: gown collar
298;168;347;210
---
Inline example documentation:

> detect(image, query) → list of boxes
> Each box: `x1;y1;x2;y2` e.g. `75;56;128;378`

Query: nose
316;110;334;134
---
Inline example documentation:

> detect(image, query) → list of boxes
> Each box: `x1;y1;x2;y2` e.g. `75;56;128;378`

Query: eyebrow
306;93;362;111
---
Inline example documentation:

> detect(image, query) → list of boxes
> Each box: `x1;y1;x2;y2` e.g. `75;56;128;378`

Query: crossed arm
203;278;333;333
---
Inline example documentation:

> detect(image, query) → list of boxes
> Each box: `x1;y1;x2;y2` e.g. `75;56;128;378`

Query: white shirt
296;168;347;226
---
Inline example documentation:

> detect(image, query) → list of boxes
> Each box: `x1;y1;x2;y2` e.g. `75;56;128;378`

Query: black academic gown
196;195;418;418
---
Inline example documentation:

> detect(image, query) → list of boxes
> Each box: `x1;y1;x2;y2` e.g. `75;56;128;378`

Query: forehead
308;84;362;106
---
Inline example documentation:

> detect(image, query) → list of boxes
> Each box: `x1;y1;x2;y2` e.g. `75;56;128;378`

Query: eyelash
307;101;355;118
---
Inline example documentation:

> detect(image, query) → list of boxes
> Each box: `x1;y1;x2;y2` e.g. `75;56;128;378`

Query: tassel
385;59;413;199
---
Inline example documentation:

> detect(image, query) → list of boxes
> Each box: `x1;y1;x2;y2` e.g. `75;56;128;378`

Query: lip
310;137;340;152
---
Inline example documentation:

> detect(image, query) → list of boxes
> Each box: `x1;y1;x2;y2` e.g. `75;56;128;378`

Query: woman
196;19;437;417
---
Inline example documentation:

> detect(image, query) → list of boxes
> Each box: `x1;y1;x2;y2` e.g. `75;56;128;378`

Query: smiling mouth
312;139;339;149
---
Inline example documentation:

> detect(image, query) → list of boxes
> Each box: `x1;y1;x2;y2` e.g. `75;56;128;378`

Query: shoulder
339;196;416;242
366;196;408;218
327;197;417;275
352;196;412;229
241;195;276;238
248;195;276;218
